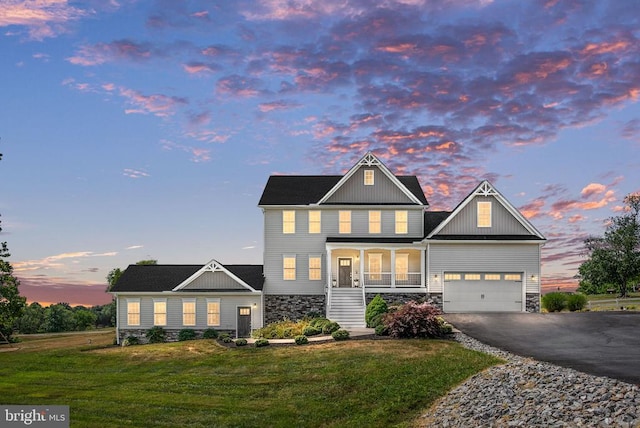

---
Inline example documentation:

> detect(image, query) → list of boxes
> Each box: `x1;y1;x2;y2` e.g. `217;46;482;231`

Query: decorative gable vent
474;181;498;197
360;152;382;167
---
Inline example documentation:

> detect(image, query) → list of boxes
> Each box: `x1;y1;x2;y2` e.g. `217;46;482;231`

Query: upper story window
308;211;321;234
182;299;196;326
477;201;492;228
283;210;295;234
283;256;296;280
339;211;351;234
153;299;167;326
364;169;375;186
309;256;322;281
369;211;381;234
127;299;140;326
395;210;408;234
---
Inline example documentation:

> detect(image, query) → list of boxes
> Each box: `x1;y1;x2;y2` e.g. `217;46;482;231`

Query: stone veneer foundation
117;328;236;345
525;293;540;313
264;295;326;324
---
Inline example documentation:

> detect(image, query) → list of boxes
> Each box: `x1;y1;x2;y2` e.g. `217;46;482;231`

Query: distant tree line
14;301;115;334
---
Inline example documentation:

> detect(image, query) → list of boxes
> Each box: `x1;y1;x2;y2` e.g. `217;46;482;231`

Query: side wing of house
426;181;546;313
110;261;264;344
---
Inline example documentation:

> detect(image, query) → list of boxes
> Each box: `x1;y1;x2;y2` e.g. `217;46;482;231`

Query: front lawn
0;332;499;427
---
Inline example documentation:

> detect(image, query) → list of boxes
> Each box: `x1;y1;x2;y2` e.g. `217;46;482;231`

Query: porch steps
327;288;366;328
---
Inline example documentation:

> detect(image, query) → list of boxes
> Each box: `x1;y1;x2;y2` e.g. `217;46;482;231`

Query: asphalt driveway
443;312;640;385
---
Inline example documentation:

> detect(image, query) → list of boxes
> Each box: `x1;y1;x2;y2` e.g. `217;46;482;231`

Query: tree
579;194;640;297
106;259;157;292
0;149;27;341
15;302;46;334
73;308;98;331
43;303;75;333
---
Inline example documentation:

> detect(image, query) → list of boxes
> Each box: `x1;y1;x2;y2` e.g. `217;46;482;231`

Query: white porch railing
362;272;422;287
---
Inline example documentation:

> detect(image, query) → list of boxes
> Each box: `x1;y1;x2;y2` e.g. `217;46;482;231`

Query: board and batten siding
117;294;262;331
437;195;531;236
428;243;541;293
181;271;248;290
324;165;417;204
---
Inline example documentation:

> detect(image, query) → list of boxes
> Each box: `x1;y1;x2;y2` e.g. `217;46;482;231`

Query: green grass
0;331;500;427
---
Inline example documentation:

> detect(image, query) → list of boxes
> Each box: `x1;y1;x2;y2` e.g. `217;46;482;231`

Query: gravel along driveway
443;312;640;384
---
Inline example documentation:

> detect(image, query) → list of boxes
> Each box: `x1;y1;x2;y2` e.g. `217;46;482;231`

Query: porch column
326;248;332;288
359;249;365;288
421;248;426;289
391;249;396;288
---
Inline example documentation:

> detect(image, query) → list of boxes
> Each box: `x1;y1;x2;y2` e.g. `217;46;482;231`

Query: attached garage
443;272;524;312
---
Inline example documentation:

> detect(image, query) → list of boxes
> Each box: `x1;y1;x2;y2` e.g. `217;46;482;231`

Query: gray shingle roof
111;264;264;292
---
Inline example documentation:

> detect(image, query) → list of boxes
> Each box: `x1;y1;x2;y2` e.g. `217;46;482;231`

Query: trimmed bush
123;335;139;346
309;317;330;329
302;325;321;336
567;293;588;312
374;324;388;336
145;326;166;343
235;338;248;346
542;292;567;312
255;338;270;347
178;329;197;341
322;321;341;335
383;301;444;338
366;295;388;328
202;328;219;339
332;329;350;341
294;335;309;345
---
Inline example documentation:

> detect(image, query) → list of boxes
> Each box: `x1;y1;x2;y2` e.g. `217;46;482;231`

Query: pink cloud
161;140;211;163
216;75;266;97
258;100;301;112
119;87;188;118
67;39;157;66
0;0;89;40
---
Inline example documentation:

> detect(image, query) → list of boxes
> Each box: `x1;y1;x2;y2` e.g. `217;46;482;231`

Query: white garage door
443;273;523;312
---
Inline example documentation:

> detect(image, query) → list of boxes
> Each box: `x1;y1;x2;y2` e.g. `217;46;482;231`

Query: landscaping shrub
437;317;453;335
294;335;309;345
309;317;330;330
255;338;270;347
253;319;307;339
178;329;197;341
322;321;341;335
374;324;388;336
366;295;388;327
542;292;567;312
235;338;248;346
123;335;139;346
567;293;588;312
202;328;219;339
145;326;166;343
302;325;321;336
383;301;444;338
331;329;350;341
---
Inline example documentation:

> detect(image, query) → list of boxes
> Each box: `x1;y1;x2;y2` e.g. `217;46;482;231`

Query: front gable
173;260;260;292
318;152;427;206
428;181;545;240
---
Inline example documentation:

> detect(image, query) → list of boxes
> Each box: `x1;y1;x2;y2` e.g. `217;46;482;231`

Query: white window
283;256;296;280
309;256;321;281
369;211;381;234
395;210;408;234
477;201;492;228
339;211;351;234
283;210;295;234
207;299;220;326
364;169;375;186
127;299;140;326
153;299;167;326
464;273;481;280
182;299;196;326
485;274;501;281
444;273;461;281
308;211;321;234
369;253;382;281
395;254;409;281
505;274;522;281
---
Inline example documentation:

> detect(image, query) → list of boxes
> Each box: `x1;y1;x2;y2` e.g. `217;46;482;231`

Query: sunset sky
1;0;639;307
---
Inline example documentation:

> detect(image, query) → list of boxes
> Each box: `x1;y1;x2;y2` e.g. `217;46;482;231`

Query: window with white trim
206;299;220;326
364;169;375;185
283;256;296;280
369;253;382;281
395;210;408;234
444;273;461;281
339;211;351;234
485;274;501;281
464;273;481;280
308;211;321;234
127;299;140;326
504;274;522;281
309;256;321;281
182;299;196;326
369;210;381;234
477;201;492;228
283;210;295;234
153;299;167;326
395;253;409;281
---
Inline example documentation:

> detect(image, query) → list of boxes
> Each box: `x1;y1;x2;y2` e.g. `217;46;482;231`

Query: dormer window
364;169;374;186
477;201;492;227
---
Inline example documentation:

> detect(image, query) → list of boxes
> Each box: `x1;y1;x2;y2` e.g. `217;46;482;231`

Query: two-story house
111;152;545;343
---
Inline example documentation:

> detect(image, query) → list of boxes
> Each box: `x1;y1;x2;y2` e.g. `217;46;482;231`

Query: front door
338;258;352;287
237;307;251;338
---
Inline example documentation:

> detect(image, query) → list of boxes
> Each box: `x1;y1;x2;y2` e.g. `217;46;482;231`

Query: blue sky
1;0;639;306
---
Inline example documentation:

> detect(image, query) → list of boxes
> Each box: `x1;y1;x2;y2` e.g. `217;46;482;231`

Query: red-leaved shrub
383;301;444;338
